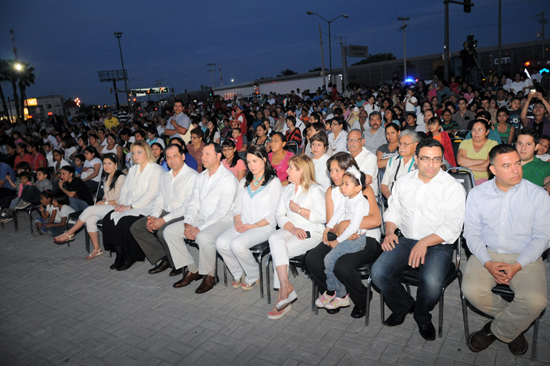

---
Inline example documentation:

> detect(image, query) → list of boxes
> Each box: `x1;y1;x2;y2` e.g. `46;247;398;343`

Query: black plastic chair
249;241;271;299
265;250;312;305
286;141;299;155
13;202;43;234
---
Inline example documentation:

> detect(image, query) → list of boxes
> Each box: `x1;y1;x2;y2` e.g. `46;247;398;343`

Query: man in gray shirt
452;98;475;130
363;111;386;154
165;99;191;139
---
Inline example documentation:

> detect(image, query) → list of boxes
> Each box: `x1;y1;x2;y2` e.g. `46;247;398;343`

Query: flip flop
267;304;292;320
276;290;297;310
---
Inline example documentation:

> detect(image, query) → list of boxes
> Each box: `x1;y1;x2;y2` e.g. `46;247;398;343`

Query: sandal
241;279;259;291
267;304;292;320
231;274;245;289
54;232;75;244
86;249;104;260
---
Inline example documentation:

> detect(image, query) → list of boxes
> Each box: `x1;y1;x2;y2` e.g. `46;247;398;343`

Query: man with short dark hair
130;144;198;277
520;91;550;136
363;111;386;154
58;166;93;211
452;98;476;130
371;138;466;341
463;144;550;355
515;128;550;193
165;100;191;139
163;143;238;294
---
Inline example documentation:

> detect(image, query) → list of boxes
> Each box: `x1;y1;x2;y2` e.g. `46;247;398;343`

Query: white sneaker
325;294;351;310
315;291;336;308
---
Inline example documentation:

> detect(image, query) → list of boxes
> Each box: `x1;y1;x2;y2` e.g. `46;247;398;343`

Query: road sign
130;87;170;95
348;45;368;58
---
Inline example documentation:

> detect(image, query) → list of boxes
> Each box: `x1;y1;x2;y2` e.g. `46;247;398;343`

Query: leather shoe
169;268;182;277
116;259;136;271
417;321;436;341
351;306;366;319
195;275;216;294
173;271;202;288
385;301;415;326
507;333;528;355
148;259;170;274
468;321;497;352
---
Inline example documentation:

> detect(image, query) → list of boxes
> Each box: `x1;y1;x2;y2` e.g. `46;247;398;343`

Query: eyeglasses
398;142;415;147
331;122;340;126
346;138;363;143
271;139;282;143
222;148;234;152
418;156;443;163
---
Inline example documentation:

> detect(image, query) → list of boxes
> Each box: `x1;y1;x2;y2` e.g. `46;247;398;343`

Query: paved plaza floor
1;216;549;366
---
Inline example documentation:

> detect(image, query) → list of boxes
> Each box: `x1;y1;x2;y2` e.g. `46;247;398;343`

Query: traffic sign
348;45;368;58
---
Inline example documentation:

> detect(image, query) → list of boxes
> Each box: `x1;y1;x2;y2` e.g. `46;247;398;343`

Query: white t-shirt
81;158;103;182
53;204;75;223
404;95;417;112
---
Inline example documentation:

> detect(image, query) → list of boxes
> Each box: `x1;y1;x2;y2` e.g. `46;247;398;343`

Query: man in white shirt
163;143;238;293
130;144;198;277
380;130;420;199
165;100;191;139
346;129;379;196
463;144;550;355
371;138;466;341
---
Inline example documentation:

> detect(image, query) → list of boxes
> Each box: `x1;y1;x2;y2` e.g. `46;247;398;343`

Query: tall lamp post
114;32;129;105
398;17;410;80
307;11;349;83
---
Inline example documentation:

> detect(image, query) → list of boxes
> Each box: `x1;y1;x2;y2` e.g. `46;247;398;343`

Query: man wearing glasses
380;130;420;199
346;129;379;196
371;138;466;341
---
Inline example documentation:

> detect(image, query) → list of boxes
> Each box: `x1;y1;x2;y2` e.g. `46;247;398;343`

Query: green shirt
522;157;550;187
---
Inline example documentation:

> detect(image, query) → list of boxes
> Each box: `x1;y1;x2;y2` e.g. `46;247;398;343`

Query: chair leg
258;257;264;298
365;278;372;326
531;317;540;361
461;295;470;342
28;210;34;234
380;293;385;324
223;260;227;286
311;281;317;313
438;291;444;338
13;210;19;231
266;254;271;304
85;227;90;253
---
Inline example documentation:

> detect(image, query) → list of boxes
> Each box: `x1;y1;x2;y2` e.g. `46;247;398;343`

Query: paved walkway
1;216;549;366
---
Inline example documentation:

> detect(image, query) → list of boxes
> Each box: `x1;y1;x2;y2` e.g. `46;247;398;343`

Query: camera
466;34;478;50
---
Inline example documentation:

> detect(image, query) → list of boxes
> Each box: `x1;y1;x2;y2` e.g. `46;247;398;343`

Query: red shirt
13;154;32;169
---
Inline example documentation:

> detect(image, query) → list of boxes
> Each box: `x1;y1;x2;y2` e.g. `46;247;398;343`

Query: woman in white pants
216;145;282;290
53;153;125;259
267;154;326;320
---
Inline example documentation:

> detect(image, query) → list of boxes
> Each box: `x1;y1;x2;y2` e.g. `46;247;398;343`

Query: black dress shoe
148;259;170;274
468;321;497;352
417;321;436;341
195;275;216;294
385;301;415;327
173;271;202;288
507;333;528;355
110;255;123;270
351;306;367;319
169;268;182;277
116;259;136;271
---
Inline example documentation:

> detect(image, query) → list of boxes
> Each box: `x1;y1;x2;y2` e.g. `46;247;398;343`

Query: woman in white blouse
310;132;331;191
81;146;103;191
102;141;164;271
216;145;282;290
328;116;349;154
53;153;126;259
267;154;326;320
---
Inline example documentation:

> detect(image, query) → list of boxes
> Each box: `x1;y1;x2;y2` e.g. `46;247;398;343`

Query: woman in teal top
496;107;515;144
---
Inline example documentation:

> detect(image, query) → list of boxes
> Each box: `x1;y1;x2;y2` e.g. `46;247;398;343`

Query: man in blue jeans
371;138;466;340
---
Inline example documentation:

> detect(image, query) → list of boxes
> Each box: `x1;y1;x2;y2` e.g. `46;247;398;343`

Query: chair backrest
447;167;475;197
451;138;463;162
286;141;299;155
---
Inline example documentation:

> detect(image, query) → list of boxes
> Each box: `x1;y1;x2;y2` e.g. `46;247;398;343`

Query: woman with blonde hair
267;154;326;320
102;141;164;271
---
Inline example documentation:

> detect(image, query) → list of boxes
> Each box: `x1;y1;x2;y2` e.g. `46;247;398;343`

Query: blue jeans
69;197;89;212
371;237;453;325
324;236;366;298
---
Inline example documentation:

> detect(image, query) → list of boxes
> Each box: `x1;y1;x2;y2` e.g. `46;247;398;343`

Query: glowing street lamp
14;63;22;71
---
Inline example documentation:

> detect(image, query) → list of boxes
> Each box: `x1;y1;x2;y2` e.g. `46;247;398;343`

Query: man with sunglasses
371;138;466;341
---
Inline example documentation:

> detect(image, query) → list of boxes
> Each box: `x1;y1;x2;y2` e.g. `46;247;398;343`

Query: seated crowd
0;73;549;355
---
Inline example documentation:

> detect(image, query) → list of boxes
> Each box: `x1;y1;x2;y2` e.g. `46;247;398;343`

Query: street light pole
307;12;349;84
114;32;129;105
398;17;410;80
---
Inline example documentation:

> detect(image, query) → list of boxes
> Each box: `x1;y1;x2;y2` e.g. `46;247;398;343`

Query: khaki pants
462;251;547;342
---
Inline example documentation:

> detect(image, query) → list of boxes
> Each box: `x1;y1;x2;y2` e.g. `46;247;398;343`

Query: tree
309;67;326;72
278;69;298;77
0;59;10;119
17;62;36;119
351;52;397;66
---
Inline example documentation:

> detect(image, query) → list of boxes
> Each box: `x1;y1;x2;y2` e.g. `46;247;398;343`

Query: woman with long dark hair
81;146;103;191
216;145;282;290
221;139;247;181
54;153;126;259
203;119;220;144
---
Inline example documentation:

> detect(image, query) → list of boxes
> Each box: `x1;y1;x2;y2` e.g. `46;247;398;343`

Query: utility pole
114;32;129;105
537;11;548;58
207;63;216;89
10;28;18;60
498;0;502;76
444;0;474;81
398;17;410;79
154;79;162;101
319;24;326;87
219;65;223;86
340;37;348;92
